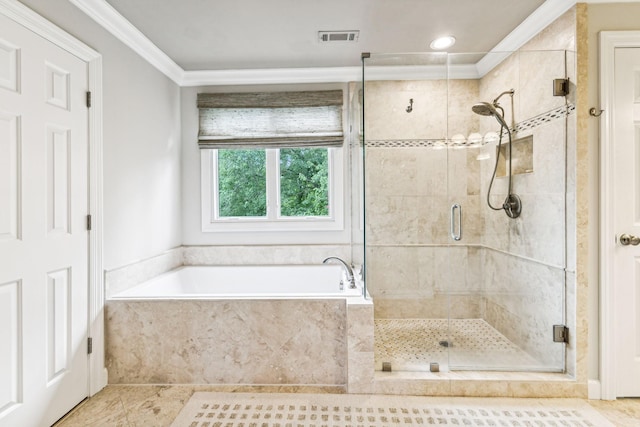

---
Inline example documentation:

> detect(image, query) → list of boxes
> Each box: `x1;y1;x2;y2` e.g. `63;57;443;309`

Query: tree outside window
216;148;330;219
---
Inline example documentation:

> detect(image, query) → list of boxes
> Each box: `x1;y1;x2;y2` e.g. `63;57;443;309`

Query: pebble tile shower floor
374;319;539;371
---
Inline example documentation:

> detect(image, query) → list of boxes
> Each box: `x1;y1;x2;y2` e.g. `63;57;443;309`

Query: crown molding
69;0;576;86
69;0;184;84
475;0;576;77
1;0;99;60
182;64;481;86
182;66;360;87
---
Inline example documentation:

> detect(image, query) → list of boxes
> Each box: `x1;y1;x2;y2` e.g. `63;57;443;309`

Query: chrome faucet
323;256;356;289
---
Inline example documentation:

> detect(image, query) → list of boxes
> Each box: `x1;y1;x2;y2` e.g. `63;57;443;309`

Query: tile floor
53;385;640;427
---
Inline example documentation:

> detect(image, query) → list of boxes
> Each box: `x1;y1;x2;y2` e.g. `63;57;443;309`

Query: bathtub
110;264;363;299
105;264;372;389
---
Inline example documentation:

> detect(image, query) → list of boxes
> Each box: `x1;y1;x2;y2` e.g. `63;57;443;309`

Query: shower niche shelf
496;135;533;178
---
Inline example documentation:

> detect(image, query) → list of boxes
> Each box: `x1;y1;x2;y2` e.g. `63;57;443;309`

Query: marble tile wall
479;117;567;268
363;79;485;319
363;80;448;141
106;299;347;386
182;244;352;266
346;299;375;393
477;7;577;374
483;249;565;369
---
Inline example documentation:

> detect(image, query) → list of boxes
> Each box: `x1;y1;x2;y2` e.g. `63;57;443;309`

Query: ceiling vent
318;31;359;43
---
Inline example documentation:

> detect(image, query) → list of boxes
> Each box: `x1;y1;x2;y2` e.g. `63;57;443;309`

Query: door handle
450;204;462;241
619;234;640;246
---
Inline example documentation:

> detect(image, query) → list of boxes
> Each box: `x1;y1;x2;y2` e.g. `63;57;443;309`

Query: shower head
471;102;497;117
471;102;508;129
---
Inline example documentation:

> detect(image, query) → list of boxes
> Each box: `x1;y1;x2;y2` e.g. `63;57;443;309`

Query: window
217;149;267;218
201;147;343;232
279;148;329;217
198;90;345;233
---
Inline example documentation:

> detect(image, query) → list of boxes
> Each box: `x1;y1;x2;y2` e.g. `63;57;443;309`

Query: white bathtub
110;264;363;299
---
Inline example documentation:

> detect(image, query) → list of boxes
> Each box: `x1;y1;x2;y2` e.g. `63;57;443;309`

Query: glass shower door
445;51;569;372
362;53;452;373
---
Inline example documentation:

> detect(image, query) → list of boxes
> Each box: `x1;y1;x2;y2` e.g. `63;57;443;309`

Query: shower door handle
450;204;462;241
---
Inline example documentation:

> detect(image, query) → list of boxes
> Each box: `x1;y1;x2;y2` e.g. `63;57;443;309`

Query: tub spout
322;256;356;289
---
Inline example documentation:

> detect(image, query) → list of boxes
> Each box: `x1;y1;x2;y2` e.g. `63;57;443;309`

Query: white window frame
201;147;344;232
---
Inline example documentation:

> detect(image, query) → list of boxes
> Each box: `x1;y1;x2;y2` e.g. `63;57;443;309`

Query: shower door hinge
553;78;569;97
553;325;569;343
86;91;92;108
87;214;92;231
87;337;93;354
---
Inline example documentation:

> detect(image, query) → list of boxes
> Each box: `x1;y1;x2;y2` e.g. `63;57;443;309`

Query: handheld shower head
471;102;508;129
471;102;497;116
471;89;522;219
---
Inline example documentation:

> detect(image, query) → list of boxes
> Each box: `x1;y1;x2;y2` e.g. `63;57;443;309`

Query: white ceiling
70;0;577;85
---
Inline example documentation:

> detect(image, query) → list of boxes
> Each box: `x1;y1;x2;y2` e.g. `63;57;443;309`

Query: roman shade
197;90;344;149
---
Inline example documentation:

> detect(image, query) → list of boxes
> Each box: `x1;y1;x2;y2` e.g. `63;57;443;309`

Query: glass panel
362;53;451;373
279;148;329;217
217;149;266;217
349;80;365;278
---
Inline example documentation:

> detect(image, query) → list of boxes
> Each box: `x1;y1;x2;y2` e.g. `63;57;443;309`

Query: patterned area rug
170;392;614;427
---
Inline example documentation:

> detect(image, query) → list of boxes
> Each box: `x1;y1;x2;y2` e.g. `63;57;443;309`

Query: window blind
197;90;344;149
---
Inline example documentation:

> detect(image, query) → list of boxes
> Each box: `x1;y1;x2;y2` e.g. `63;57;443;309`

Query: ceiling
70;0;577;84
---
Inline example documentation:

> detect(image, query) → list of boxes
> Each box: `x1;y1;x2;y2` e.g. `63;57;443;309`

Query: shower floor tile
375;318;539;371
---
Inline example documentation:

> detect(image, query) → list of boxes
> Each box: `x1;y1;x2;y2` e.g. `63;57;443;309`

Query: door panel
613;47;640;397
0;12;89;426
0;110;19;240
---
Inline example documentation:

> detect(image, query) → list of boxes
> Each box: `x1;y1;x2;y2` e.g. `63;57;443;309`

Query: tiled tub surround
107;299;346;385
105;264;374;391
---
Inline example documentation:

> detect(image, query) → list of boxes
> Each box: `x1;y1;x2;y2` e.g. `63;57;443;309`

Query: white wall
20;0;183;270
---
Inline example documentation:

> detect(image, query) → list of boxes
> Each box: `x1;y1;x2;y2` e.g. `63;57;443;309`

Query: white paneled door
613;47;640;397
0;12;89;427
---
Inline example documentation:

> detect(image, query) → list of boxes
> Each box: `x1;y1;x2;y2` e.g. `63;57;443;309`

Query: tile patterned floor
375;319;539;371
53;386;640;427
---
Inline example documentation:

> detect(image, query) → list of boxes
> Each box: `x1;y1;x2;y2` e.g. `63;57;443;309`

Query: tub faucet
323;256;356;289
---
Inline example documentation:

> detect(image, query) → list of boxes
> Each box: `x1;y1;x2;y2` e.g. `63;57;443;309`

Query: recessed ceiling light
430;36;456;50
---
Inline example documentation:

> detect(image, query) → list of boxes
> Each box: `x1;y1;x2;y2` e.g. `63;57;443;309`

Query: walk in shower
358;49;576;373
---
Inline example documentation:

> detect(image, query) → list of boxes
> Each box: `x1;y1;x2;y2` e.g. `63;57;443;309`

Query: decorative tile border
514;103;576;134
365;104;575;148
